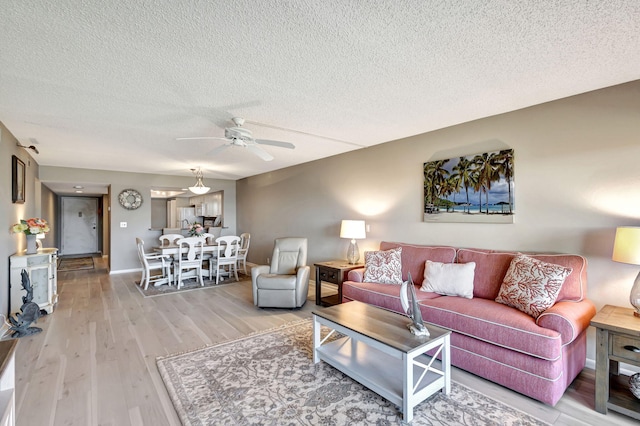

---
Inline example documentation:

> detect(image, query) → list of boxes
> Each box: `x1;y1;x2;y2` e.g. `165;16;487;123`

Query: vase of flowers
187;222;205;237
11;218;50;254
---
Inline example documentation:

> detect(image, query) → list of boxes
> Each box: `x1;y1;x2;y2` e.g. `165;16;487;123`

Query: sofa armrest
347;267;365;282
536;299;596;345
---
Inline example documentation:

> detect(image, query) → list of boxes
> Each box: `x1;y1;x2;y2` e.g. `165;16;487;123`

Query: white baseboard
110;268;141;275
585;358;594;370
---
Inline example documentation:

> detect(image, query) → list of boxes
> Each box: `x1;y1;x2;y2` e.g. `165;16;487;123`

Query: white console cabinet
9;248;58;315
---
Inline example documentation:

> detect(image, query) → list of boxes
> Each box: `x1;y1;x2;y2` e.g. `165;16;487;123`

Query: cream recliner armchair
252;237;310;308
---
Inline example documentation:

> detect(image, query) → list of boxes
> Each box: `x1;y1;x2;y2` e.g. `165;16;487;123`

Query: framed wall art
423;149;514;224
12;155;25;204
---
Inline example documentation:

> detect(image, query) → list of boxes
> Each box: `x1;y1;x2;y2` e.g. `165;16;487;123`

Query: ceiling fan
177;117;295;161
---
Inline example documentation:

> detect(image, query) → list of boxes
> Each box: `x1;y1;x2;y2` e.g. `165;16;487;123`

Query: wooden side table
314;261;363;306
591;304;640;420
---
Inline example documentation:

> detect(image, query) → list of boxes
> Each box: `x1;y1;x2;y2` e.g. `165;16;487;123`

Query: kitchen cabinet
204;192;222;217
189;192;222;217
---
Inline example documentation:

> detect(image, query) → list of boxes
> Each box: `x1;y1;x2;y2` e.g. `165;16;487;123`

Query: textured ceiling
1;1;639;189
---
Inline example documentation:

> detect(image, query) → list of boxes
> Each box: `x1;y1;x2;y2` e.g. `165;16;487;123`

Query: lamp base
346;239;360;264
631;270;640;318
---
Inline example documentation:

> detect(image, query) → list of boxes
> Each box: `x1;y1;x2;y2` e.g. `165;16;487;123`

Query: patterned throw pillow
495;255;572;319
363;247;403;285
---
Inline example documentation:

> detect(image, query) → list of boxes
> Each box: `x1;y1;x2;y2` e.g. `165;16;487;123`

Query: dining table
153;242;220;256
153;242;232;283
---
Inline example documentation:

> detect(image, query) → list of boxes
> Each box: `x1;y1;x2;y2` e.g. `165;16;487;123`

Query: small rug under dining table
136;274;249;297
157;320;549;425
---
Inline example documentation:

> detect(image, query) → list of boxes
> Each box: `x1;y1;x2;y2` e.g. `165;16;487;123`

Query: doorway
61;196;100;255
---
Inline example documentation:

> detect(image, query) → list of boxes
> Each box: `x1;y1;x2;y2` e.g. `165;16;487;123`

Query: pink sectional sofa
342;241;596;406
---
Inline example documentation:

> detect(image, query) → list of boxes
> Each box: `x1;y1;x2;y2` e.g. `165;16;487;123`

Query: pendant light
188;167;210;195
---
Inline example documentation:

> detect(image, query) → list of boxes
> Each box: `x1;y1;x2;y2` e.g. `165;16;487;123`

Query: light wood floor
12;257;637;425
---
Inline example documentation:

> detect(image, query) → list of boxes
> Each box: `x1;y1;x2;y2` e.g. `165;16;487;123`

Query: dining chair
236;233;251;275
158;233;183;284
210;236;241;283
175;237;205;289
136;237;172;290
201;232;216;246
199;233;217;273
159;233;183;246
207;227;223;241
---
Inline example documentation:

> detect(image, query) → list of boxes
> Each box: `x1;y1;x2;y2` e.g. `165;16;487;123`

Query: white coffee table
313;301;451;423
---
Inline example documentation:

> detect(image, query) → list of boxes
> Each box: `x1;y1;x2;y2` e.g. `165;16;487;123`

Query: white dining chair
159;233;183;284
236;233;251;275
136;237;172;290
210;236;240;283
175;237;205;289
159;233;183;246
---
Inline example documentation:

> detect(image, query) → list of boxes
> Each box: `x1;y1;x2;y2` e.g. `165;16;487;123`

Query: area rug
157;320;548;425
57;256;94;271
135;275;249;297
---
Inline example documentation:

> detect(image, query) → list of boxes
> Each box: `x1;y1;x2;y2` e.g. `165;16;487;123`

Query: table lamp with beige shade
612;226;640;317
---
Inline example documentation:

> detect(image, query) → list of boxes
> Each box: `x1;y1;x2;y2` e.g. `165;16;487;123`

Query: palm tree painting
423;149;515;223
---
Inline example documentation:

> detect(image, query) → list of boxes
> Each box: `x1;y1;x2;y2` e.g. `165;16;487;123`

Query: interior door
61;197;99;255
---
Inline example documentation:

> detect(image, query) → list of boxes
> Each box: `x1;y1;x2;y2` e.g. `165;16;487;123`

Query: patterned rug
157;320;549;425
57;256;94;271
135;275;249;297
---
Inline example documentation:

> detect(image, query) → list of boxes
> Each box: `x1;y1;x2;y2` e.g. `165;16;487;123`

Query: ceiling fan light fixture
188;167;210;195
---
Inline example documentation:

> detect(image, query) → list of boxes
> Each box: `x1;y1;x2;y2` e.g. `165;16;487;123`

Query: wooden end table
591;304;640;420
314;260;363;306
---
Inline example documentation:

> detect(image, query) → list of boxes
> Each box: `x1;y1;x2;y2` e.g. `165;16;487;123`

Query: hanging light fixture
188;167;210;195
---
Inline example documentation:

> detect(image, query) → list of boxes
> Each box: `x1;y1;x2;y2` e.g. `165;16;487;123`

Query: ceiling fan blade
209;144;232;156
176;136;228;141
246;144;274;161
255;139;295;149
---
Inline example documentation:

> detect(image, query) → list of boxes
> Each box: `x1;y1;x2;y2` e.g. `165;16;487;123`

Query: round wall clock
118;189;143;210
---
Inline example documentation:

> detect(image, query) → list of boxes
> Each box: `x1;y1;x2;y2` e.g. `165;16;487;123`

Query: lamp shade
612;226;640;265
340;220;366;239
188;168;210;195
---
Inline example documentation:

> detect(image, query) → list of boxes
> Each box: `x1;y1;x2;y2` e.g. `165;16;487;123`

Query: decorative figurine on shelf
400;272;430;337
8;270;43;338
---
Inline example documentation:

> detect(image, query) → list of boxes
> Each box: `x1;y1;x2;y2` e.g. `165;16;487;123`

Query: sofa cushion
363;247;403;284
420;297;562;360
256;274;298;290
421;260;475;299
455;248;516;299
380;242;457;285
343;281;441;312
495;255;572;319
456;248;587;302
529;254;586;302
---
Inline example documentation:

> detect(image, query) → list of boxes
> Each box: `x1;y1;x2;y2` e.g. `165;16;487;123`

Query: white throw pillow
363;247;403;285
420;260;476;299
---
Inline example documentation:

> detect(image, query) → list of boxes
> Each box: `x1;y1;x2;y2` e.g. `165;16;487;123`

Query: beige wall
40;184;58;249
237;80;640;363
0;123;41;316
